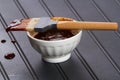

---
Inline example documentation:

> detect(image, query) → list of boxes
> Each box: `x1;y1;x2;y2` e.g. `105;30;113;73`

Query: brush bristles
26;18;40;31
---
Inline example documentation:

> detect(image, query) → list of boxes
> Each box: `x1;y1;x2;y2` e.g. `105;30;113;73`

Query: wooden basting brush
6;17;118;32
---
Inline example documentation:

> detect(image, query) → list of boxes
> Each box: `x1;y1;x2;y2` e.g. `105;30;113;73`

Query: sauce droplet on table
4;53;15;60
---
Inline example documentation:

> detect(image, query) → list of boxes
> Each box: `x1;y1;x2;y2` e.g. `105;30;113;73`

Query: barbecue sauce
34;30;74;41
4;53;15;60
6;19;26;32
1;40;6;43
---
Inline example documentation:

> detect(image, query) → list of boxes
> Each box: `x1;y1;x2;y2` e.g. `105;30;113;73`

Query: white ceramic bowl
27;30;82;63
27;17;82;63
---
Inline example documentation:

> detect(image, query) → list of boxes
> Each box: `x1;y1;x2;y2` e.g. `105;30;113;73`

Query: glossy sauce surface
6;18;31;32
4;53;15;60
9;19;23;27
34;30;74;41
6;19;23;32
1;40;6;43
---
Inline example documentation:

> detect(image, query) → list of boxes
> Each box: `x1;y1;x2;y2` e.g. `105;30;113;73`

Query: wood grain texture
0;0;120;80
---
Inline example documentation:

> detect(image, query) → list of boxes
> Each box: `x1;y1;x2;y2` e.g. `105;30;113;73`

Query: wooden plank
0;72;4;80
91;0;120;21
59;52;96;80
0;62;9;80
0;0;63;80
0;0;23;23
18;0;48;17
87;0;120;72
67;0;120;79
0;18;34;80
76;30;120;80
39;0;77;19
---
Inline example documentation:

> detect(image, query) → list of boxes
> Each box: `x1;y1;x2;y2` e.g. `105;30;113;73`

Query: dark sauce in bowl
34;30;74;41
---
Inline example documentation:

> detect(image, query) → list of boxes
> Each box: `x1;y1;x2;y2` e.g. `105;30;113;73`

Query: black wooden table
1;0;120;80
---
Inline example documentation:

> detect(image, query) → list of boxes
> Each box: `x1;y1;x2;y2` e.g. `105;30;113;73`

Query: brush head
34;17;57;32
6;17;73;32
6;18;31;32
6;17;57;32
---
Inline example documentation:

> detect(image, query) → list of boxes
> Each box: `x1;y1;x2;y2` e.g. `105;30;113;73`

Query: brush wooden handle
57;21;118;30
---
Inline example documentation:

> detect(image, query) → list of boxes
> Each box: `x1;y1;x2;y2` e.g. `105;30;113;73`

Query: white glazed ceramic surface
27;30;82;63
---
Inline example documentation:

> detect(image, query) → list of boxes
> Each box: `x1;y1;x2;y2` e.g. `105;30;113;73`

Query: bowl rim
27;17;82;43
